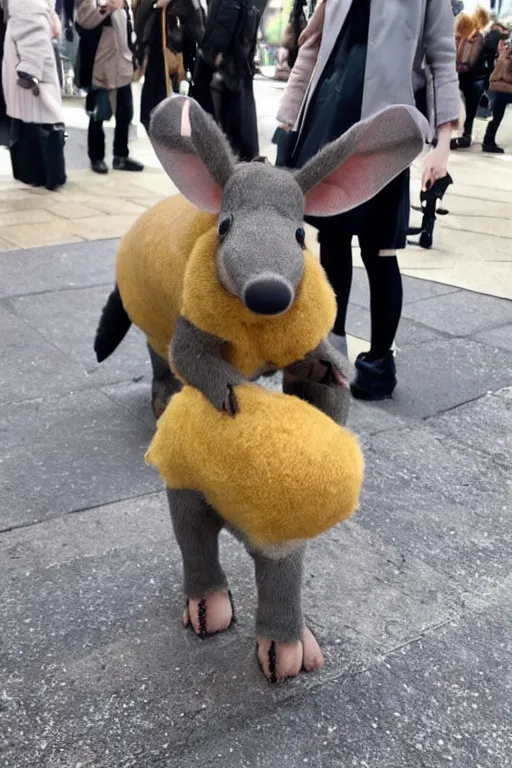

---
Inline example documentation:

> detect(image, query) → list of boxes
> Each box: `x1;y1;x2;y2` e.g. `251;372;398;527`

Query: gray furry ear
149;95;236;212
294;105;428;217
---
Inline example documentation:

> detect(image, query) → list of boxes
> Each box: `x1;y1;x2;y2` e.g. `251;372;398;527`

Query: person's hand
279;123;292;132
153;0;172;8
106;0;122;11
422;146;449;192
52;13;62;39
214;53;223;68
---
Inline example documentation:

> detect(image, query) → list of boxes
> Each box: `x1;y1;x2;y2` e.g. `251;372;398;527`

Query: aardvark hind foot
256;626;324;682
183;590;235;639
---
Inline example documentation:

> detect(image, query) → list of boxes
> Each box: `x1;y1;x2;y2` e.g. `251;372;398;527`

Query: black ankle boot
351;351;397;400
482;138;504;154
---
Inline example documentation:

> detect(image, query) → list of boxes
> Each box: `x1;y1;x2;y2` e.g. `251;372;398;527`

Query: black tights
320;229;403;360
458;75;486;138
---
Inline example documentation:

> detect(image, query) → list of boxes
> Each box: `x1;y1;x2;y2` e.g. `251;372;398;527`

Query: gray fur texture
167;487;305;642
150;95;234;189
171;316;245;415
218;163;306;302
295;104;424;201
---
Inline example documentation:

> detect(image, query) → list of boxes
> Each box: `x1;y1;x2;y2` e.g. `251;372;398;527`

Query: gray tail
94;285;132;362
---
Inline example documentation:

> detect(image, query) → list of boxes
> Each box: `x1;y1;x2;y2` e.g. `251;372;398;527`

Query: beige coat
1;0;64;125
75;0;134;91
490;46;512;95
278;0;459;136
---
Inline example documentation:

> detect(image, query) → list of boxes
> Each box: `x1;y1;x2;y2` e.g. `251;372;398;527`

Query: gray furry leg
167;488;228;599
283;339;352;426
248;545;306;643
148;344;181;419
283;373;350;426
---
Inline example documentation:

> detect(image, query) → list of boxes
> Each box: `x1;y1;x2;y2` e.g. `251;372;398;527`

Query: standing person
134;0;205;133
451;8;491;149
482;37;512;153
277;0;459;400
75;0;143;174
191;0;267;161
1;0;66;189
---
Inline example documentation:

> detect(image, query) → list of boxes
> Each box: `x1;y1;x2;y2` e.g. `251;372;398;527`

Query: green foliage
262;0;294;46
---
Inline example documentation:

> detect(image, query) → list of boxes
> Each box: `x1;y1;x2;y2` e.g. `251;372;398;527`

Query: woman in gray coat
278;0;459;400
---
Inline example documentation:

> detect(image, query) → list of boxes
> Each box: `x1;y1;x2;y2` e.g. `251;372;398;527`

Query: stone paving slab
0;303;86;406
364;422;511;511
0;389;158;530
427;389;512;467
383;338;512;419
8;284;150;387
357;426;511;593
401;290;512;337
476;323;512;353
0;239;118;299
101;379;157;432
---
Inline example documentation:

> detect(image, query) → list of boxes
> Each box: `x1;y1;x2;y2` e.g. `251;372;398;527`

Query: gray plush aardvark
95;94;427;682
144;94;427;418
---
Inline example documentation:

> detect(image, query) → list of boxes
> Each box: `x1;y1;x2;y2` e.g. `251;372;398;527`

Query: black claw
228;589;236;625
198;598;207;639
268;641;278;684
223;385;238;416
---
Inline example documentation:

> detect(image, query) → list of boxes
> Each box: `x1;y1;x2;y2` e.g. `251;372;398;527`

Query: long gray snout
243;277;293;316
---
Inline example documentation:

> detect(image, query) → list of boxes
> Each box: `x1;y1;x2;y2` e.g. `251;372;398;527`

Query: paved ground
1;81;511;767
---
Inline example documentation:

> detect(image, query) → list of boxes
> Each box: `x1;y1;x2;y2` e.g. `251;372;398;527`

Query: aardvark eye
295;227;305;247
218;213;233;238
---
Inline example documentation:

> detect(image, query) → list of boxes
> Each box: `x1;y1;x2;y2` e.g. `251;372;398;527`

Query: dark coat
200;0;267;91
135;0;205;131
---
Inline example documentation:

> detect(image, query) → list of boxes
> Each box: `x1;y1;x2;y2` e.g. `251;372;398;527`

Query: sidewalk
1;83;511;767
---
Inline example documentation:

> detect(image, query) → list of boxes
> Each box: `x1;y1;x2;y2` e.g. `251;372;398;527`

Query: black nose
244;278;293;315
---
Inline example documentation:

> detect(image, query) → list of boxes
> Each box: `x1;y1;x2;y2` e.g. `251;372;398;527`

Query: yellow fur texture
116;195;216;361
146;384;364;546
116;194;337;373
181;229;336;376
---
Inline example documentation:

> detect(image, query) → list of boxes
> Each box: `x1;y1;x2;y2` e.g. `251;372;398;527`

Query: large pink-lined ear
149;95;236;212
294;105;428;217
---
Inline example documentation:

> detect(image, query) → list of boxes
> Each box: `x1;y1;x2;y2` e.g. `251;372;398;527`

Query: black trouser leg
221;80;259;161
318;228;353;336
190;58;216;117
484;93;510;144
88;118;105;163
113;85;133;159
460;76;485;137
